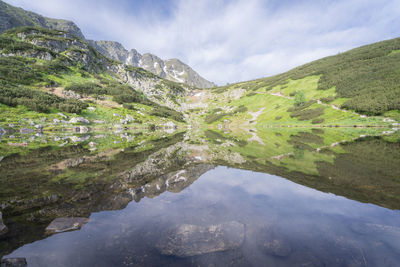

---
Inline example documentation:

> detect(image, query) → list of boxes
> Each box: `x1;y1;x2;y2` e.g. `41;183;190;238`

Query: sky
4;0;400;85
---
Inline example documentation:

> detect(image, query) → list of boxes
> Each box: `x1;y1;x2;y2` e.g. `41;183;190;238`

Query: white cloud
4;0;400;84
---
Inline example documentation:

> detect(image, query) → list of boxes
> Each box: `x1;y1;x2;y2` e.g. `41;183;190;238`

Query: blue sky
4;0;400;85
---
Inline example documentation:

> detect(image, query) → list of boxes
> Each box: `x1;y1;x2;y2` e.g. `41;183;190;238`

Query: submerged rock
0;212;7;235
0;258;27;267
259;238;291;257
156;221;245;257
45;217;89;234
257;226;292;257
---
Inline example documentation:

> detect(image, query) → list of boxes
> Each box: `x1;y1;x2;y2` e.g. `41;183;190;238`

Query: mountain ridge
0;0;214;88
89;39;215;88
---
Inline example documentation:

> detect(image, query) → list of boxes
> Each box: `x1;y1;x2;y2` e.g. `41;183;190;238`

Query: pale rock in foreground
156;221;245;257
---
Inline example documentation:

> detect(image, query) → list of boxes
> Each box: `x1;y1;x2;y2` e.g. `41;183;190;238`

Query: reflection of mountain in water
0;127;399;258
0;132;213;257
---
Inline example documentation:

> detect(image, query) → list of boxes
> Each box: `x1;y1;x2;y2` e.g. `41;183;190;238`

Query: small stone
87;107;96;111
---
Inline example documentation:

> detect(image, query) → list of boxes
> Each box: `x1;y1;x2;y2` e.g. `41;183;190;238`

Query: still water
0;127;399;266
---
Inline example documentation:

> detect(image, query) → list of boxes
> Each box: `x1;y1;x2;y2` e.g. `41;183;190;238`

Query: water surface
0;127;399;266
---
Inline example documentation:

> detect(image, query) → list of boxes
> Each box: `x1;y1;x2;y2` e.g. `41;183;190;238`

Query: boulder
156;221;245;257
0;258;27;267
0;212;7;235
69;117;90;124
45;217;89;234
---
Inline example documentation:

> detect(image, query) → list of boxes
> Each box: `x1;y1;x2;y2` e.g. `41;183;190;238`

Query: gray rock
0;212;7;235
0;127;5;139
0;258;27;267
93;120;105;124
156;221;244;257
57;113;68;119
45;217;89;234
53;118;61;124
69;135;90;142
69;117;90;124
34;124;43;129
126;114;134;122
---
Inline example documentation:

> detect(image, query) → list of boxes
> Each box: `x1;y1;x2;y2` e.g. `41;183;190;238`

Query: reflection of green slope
0;131;186;257
202;128;400;209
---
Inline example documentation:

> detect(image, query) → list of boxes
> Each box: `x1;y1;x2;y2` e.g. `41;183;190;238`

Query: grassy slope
0;27;186;129
198;37;400;126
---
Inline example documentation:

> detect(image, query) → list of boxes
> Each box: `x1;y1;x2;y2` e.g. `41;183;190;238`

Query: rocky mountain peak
0;0;84;39
89;40;215;88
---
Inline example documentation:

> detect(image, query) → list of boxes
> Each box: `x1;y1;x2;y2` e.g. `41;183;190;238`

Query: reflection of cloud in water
6;166;400;266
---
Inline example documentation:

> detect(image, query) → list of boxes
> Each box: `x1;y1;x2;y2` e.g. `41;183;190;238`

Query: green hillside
0;26;188;130
192;38;400;127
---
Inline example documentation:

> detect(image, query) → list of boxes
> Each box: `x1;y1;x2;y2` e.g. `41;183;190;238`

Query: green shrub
294;91;306;106
290;107;325;121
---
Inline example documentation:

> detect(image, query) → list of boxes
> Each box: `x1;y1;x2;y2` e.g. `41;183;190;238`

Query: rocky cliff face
0;0;84;39
89;40;215;89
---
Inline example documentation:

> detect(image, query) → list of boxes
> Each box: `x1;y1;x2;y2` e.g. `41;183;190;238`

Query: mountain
0;0;84;38
0;0;214;88
0;25;190;130
189;37;400;127
89;40;215;88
